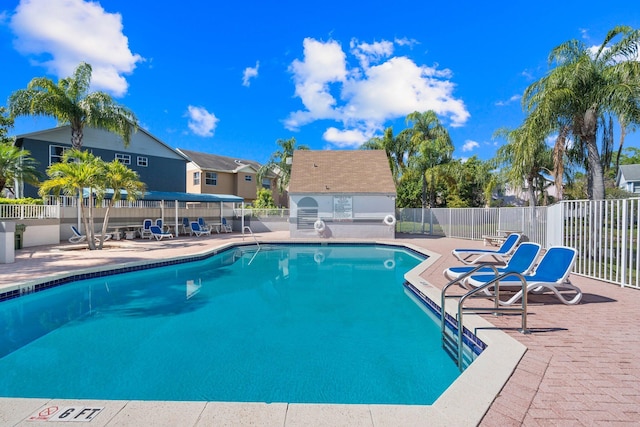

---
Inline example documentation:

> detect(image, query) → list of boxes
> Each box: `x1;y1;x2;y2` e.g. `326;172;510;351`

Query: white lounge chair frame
452;233;522;265
150;225;173;241
190;221;211;237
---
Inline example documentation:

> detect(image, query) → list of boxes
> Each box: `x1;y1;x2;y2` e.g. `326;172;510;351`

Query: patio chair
452;233;522;265
155;218;163;229
140;219;153;239
149;225;173;241
466;246;581;305
190;221;211;237
69;225;112;243
444;242;542;286
180;217;191;235
197;217;211;232
221;218;233;233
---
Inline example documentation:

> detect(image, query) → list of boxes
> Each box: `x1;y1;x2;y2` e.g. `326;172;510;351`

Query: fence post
621;200;628;288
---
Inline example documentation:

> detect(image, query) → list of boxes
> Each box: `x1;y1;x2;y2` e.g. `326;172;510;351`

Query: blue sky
1;0;639;164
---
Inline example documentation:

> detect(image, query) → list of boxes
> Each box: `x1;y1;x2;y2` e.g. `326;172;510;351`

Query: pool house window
205;172;217;186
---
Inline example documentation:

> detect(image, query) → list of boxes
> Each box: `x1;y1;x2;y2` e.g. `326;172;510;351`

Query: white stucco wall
289;194;396;239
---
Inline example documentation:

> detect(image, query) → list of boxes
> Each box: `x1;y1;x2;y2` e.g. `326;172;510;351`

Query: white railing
397;206;548;247
0;204;60;219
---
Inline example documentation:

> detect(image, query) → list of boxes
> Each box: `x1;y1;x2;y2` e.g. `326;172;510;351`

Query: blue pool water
0;244;460;404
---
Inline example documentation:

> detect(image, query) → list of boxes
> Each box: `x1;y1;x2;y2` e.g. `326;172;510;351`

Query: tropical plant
96;160;145;248
494;125;554;207
362;127;415;186
257;137;309;194
253;187;276;208
8;62;138;150
406;111;453;208
0;107;41;196
523;25;640;200
39;149;144;250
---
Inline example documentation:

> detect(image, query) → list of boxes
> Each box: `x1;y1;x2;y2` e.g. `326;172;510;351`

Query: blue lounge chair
221;218;232;233
149;225;173;241
181;217;191;235
69;225;111;243
197;217;212;233
444;242;542;284
452;233;522;265
140;219;153;239
466;246;581;305
190;221;211;237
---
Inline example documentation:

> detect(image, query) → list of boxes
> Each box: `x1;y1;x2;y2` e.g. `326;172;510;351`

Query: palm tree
39;149;104;249
0;143;41;197
8;62;138;150
0;107;41;196
494;125;553;207
96;160;145;249
406;111;453;208
362;127;416;186
257;137;309;195
523;25;640;200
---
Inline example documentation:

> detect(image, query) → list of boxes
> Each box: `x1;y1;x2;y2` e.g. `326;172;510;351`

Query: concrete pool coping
0;239;526;426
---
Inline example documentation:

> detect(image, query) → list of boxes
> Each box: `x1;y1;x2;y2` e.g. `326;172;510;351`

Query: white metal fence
0;204;59;219
397;200;640;289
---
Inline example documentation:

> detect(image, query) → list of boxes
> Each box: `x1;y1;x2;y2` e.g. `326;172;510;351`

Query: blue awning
82;189;243;203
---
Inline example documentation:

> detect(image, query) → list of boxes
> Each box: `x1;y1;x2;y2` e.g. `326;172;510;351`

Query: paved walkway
2;232;640;425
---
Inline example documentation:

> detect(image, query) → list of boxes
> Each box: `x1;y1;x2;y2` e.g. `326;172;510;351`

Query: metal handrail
441;265;529;370
243;226;261;265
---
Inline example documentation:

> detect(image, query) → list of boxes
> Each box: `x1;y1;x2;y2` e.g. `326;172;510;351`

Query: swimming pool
0;243;462;405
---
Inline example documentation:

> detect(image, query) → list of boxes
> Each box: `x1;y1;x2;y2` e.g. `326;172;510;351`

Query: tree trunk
583;108;605;200
527;176;537;208
71;126;83;150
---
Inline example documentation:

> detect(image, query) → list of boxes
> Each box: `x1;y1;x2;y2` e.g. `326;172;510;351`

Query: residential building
616;164;640;194
178;149;283;206
14;126;188;198
288;150;397;238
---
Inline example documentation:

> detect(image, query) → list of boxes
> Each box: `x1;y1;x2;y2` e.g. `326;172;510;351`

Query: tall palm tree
494;125;553;207
8;62;138;150
362;127;416;186
406;111;453;208
523;25;640;200
257;137;309;195
96;161;145;249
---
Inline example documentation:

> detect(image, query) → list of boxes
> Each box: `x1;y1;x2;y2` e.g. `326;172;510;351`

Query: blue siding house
14;125;189;198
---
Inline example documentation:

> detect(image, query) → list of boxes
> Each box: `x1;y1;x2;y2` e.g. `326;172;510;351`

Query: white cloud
242;61;259;87
495;94;521;106
394;37;419;48
186;106;219;137
462;140;479;152
323;127;375;148
286;37;469;148
9;0;143;97
350;38;394;68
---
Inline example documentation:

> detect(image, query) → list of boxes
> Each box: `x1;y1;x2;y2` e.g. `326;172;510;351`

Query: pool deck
1;231;640;426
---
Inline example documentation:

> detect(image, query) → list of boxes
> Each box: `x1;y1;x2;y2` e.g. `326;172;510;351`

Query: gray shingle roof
178;149;261;172
619;164;640;182
289;150;396;194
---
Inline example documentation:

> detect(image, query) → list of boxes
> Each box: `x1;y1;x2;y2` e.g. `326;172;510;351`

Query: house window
245;175;252;182
115;153;131;165
137;156;148;167
205;172;217;185
49;145;68;165
262;178;271;190
193;171;201;185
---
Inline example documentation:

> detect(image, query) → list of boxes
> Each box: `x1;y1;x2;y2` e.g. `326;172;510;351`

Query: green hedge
0;197;44;205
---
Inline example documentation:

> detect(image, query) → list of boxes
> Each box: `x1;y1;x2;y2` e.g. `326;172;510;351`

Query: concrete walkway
1;232;640;425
